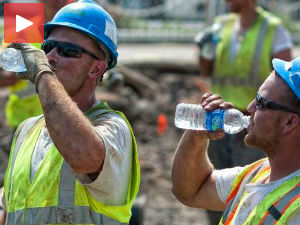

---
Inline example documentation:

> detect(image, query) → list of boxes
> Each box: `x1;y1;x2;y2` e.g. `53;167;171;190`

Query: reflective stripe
6;206;125;225
259;183;300;224
249;17;268;86
59;161;75;207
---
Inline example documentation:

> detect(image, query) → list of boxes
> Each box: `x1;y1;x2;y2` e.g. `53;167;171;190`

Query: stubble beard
244;128;280;157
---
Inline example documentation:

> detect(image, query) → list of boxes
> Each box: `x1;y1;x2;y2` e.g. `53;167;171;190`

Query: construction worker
0;0;74;188
0;0;140;224
171;56;300;225
194;1;293;223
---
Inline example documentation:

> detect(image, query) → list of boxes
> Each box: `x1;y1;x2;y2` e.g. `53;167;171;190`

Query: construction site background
0;0;300;224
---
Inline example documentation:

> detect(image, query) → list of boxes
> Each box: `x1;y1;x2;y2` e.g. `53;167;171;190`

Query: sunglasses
256;93;299;115
41;40;101;60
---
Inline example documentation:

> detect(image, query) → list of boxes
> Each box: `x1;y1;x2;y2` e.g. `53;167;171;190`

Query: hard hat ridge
44;0;118;69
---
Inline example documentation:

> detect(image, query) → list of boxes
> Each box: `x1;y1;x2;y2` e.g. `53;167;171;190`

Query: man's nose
247;99;256;114
46;47;58;62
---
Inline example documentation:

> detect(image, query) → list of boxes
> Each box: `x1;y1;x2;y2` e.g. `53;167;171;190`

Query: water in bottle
0;48;26;72
174;103;250;134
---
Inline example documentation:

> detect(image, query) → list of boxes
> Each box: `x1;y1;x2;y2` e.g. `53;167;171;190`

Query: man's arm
171;93;233;211
0;210;6;225
199;56;214;78
37;74;106;175
0;70;19;87
172;130;225;211
272;48;292;62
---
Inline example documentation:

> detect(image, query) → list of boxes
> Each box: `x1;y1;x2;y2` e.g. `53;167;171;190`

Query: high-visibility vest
212;7;281;109
219;158;300;225
4;101;140;224
5;80;42;128
2;42;43;128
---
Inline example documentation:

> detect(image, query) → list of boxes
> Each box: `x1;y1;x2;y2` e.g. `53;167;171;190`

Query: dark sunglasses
41;40;100;60
256;93;299;115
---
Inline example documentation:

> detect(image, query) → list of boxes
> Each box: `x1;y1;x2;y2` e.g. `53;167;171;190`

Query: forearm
0;210;6;225
171;130;213;204
37;74;105;174
0;71;19;87
199;56;213;78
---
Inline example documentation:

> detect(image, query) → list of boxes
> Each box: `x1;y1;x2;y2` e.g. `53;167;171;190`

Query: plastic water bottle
175;103;250;134
0;48;26;72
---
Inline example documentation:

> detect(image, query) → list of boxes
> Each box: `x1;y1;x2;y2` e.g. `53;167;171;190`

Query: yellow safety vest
219;158;300;225
212;7;281;109
2;42;43;128
4;101;140;224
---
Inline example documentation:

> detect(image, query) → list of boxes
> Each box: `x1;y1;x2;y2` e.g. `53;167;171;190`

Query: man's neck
267;146;300;182
72;94;97;112
238;6;257;32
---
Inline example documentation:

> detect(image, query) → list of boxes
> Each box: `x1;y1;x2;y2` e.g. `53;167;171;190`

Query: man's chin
244;134;257;148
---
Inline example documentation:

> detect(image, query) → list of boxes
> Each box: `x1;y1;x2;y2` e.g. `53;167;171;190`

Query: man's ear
89;61;107;79
283;113;300;133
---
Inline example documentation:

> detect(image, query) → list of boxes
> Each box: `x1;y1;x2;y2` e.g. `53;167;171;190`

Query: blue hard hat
44;0;118;69
272;57;300;102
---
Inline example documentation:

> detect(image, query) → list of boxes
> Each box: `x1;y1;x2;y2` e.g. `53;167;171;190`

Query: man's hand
198;92;235;140
8;43;54;87
0;210;5;225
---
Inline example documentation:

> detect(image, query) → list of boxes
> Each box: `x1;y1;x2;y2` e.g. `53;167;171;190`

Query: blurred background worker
0;0;74;188
194;0;293;224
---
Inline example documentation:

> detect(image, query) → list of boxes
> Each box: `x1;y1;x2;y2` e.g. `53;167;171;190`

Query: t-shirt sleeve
214;166;245;203
74;112;132;206
272;25;293;55
0;187;5;210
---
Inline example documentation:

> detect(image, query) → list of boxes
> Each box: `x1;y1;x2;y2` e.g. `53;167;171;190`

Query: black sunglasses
41;40;100;60
256;93;299;115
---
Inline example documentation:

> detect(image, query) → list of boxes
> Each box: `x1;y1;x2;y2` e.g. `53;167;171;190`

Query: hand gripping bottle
0;48;26;72
175;103;250;134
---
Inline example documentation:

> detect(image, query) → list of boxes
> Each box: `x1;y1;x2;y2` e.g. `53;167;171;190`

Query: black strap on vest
268;205;282;221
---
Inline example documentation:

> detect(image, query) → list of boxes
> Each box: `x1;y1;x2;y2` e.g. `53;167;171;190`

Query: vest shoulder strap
257;6;281;26
221;158;269;223
214;13;237;25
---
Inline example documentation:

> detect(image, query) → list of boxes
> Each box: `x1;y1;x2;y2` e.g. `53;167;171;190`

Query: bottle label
205;109;224;131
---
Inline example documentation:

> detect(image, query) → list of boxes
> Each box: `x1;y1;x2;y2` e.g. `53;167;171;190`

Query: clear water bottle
175;103;250;134
0;48;26;72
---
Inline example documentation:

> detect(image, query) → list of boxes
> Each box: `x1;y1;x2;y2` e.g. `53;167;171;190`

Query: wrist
35;70;56;92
